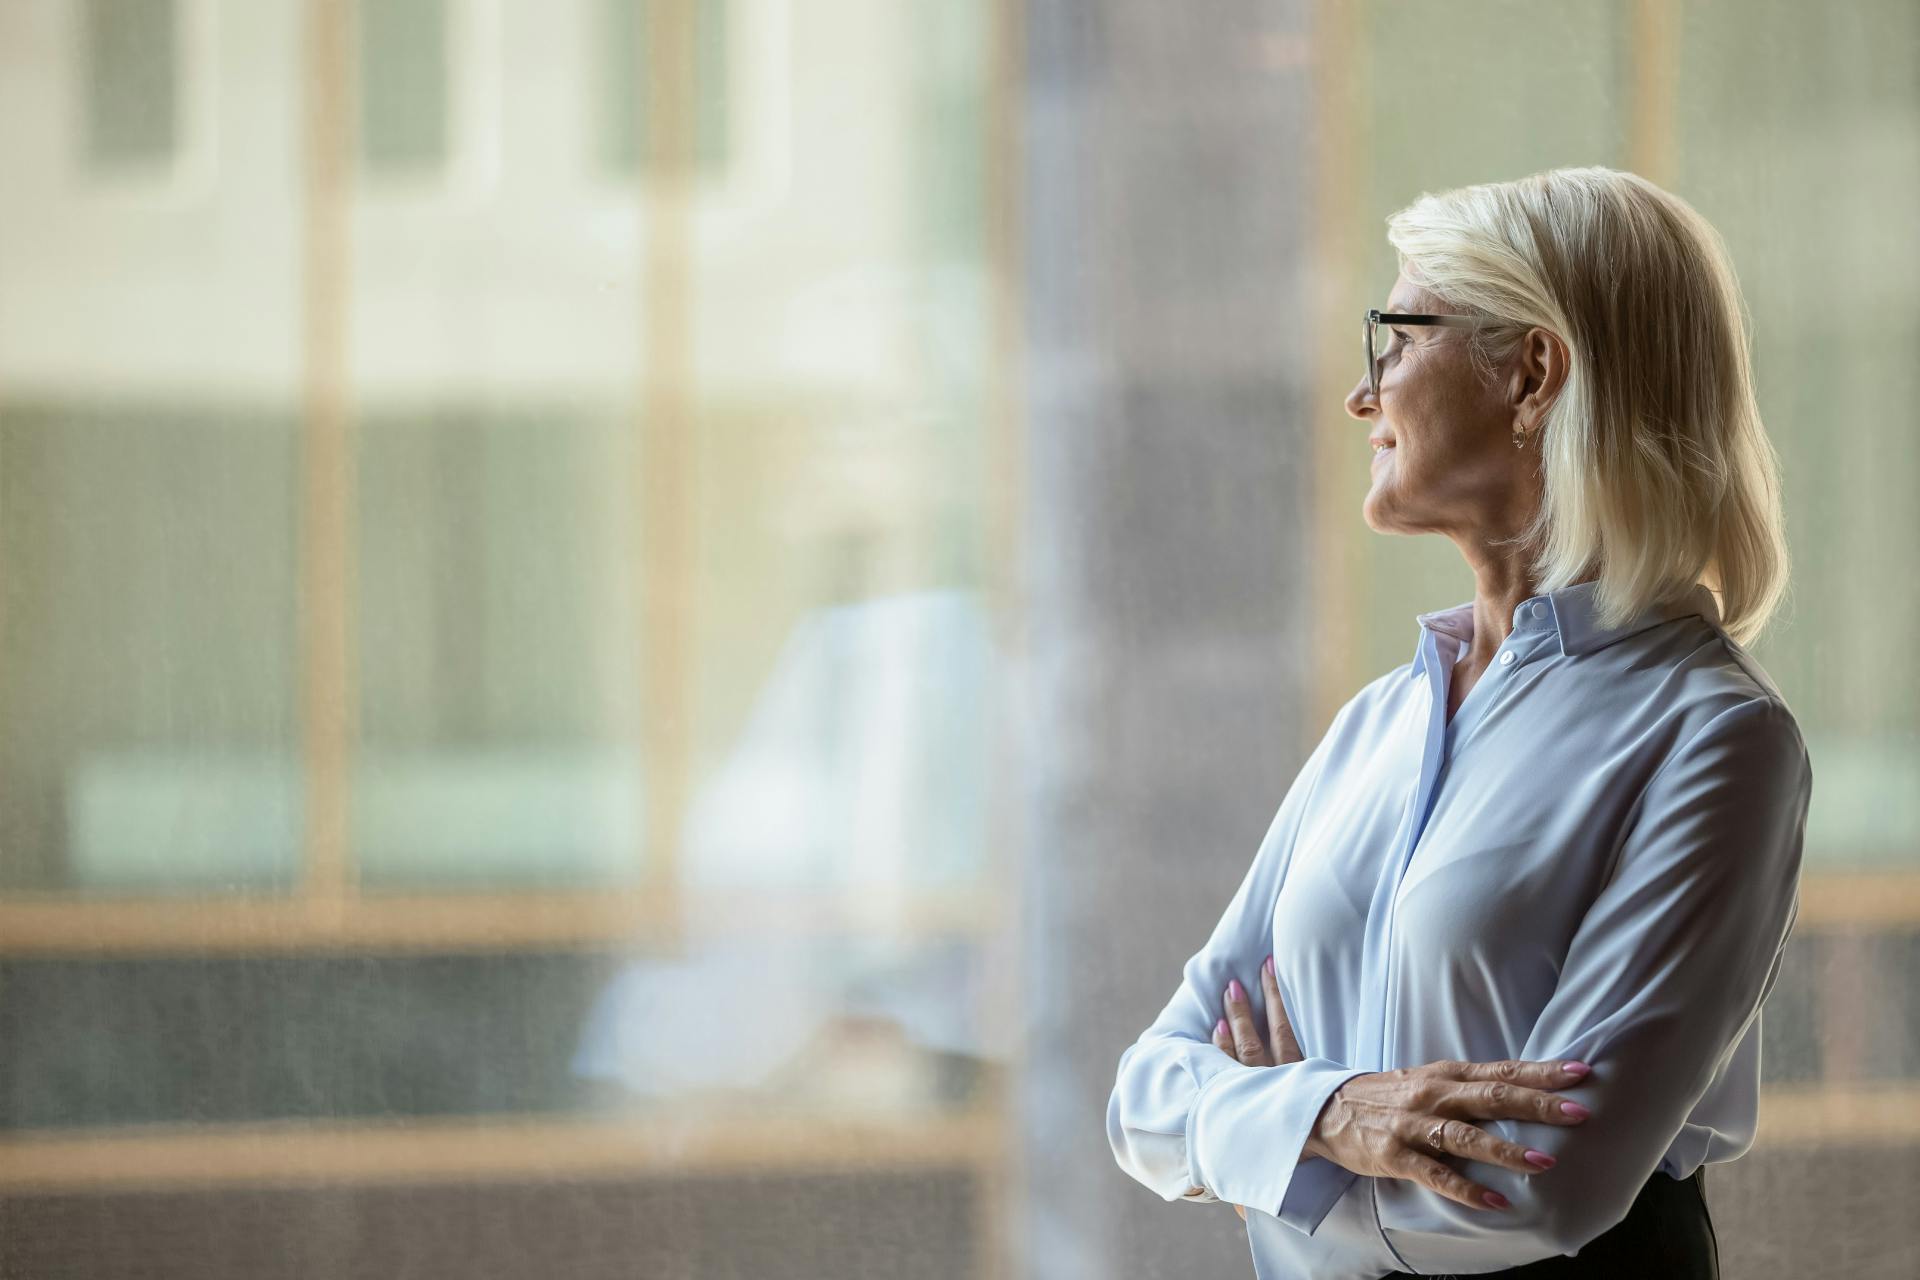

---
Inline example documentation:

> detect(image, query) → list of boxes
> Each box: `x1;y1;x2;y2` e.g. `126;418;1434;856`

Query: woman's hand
1302;1059;1592;1212
1211;953;1301;1069
1189;955;1299;1220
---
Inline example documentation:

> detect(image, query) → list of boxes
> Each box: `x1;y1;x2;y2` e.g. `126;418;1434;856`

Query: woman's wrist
1301;1085;1361;1166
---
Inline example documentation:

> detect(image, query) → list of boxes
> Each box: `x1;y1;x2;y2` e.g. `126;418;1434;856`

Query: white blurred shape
572;587;1003;1098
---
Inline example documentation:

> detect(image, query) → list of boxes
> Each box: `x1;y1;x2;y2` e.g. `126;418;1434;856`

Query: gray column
1016;1;1325;1275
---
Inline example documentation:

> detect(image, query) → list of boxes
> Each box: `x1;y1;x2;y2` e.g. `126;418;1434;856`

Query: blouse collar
1409;580;1721;680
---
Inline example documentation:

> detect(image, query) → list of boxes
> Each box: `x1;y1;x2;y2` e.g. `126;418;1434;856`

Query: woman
1106;167;1809;1279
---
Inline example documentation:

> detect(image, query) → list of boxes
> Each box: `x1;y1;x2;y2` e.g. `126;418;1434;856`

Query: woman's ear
1510;326;1568;427
1520;330;1566;416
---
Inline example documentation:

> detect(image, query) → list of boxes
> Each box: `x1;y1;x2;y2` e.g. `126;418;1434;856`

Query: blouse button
1530;602;1545;619
1499;650;1516;666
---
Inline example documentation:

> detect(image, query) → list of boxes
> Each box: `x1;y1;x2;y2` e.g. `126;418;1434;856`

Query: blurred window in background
1;0;1014;1275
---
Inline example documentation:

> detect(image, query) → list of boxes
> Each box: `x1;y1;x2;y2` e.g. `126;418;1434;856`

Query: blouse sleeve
1369;695;1812;1274
1105;720;1374;1235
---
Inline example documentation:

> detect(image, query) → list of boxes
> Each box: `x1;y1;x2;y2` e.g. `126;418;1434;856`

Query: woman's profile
1107;166;1809;1279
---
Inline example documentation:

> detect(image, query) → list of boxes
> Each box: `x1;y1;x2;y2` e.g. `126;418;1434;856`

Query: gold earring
1512;428;1526;449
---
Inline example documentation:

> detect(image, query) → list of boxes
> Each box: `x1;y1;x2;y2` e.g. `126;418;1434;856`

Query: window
2;10;1011;1267
357;0;450;175
81;0;180;171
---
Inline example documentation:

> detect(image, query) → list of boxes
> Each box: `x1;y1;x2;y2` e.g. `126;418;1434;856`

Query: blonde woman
1108;167;1808;1279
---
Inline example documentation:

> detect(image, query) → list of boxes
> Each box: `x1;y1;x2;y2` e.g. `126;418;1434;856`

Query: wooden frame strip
0;1081;1906;1193
0;888;1002;954
0;1104;1003;1192
300;0;355;918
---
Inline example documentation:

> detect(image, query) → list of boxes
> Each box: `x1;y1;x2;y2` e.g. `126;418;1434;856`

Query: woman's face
1344;272;1542;543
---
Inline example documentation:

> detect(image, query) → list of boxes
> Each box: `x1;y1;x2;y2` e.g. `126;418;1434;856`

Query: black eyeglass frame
1364;309;1487;398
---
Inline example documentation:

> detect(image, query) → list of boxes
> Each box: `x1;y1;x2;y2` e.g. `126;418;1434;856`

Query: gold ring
1427;1121;1447;1155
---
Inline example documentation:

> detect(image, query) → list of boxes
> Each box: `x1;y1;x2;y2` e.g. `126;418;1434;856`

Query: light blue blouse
1106;579;1812;1278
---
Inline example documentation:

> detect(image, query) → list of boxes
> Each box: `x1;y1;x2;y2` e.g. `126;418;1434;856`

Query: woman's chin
1361;492;1408;535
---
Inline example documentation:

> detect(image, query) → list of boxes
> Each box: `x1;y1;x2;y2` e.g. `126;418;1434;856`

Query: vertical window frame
585;0;793;215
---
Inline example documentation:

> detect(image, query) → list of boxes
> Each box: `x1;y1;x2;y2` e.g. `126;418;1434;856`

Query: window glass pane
357;0;448;173
0;406;303;894
2;0;304;899
351;409;645;891
82;0;179;169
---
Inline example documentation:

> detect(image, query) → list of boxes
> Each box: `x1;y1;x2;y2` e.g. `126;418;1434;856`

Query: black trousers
1430;1166;1720;1278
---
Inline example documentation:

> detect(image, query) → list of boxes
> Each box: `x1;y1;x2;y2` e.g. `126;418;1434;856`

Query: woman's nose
1344;374;1377;420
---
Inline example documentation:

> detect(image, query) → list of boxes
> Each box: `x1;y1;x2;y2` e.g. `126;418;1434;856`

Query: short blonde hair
1384;165;1790;648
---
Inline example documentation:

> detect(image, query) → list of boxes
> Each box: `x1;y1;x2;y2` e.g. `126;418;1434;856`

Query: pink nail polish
1228;978;1245;1002
1524;1149;1556;1169
1263;954;1274;977
1561;1060;1591;1077
1215;1018;1228;1037
1484;1191;1510;1209
1560;1101;1591;1119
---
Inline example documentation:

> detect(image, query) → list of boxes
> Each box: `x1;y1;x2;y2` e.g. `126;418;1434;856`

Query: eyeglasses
1364;308;1486;399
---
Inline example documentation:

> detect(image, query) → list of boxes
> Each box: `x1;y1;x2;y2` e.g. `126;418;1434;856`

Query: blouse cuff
1185;1057;1373;1235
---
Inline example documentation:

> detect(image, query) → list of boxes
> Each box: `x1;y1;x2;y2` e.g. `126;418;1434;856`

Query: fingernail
1560;1101;1591;1119
1263;954;1274;978
1484;1191;1510;1209
1561;1060;1591;1077
1228;978;1245;1002
1524;1149;1556;1169
1215;1018;1228;1038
